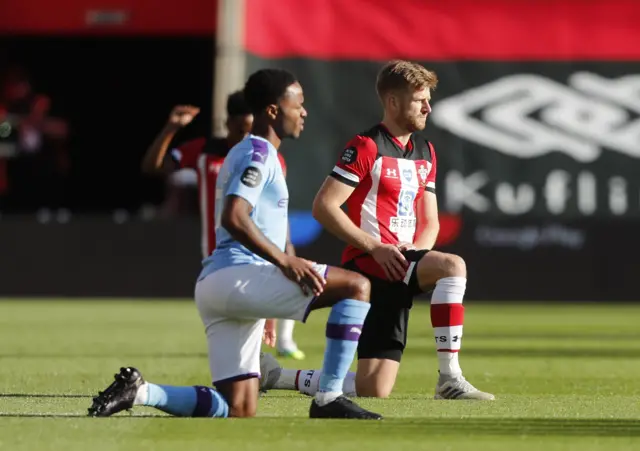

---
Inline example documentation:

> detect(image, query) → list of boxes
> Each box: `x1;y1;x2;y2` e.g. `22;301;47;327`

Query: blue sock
144;384;229;418
319;299;370;393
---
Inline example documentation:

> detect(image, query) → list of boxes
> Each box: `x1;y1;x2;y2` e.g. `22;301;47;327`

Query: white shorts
194;262;328;385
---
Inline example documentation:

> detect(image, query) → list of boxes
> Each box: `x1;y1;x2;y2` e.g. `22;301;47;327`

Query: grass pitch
1;300;639;450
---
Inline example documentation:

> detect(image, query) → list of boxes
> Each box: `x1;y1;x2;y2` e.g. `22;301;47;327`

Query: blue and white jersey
199;135;289;280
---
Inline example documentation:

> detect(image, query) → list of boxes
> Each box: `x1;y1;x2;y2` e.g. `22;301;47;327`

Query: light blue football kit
129;135;370;418
199;135;289;278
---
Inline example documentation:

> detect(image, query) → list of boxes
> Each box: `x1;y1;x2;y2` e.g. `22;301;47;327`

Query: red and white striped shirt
171;137;287;258
330;124;437;280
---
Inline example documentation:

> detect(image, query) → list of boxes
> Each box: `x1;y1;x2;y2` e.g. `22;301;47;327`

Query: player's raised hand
371;243;408;281
279;256;326;296
167;105;200;127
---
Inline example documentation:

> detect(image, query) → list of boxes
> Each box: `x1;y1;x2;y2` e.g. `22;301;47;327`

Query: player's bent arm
414;192;440;249
221;194;290;268
312;177;381;253
285;223;296;256
141;123;180;174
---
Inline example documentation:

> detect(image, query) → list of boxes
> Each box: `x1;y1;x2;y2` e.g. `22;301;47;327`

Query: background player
88;68;381;420
141;92;305;360
262;60;494;401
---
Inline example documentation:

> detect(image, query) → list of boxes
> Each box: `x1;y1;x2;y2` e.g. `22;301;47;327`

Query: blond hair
376;60;438;99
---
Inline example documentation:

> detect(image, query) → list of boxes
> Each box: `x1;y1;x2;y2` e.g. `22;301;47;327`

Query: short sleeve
170;138;206;170
225;141;273;207
426;142;437;194
329;136;377;187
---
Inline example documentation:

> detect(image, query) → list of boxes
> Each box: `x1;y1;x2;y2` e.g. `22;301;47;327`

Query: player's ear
265;104;278;121
384;93;398;111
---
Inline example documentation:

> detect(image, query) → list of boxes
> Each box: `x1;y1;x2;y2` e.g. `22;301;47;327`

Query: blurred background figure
0;65;69;212
142;93;252;219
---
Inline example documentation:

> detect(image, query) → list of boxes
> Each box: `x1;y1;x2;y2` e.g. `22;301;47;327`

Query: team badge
418;164;428;183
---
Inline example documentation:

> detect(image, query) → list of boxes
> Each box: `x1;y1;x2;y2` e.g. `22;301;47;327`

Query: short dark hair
243;69;298;114
226;90;251;117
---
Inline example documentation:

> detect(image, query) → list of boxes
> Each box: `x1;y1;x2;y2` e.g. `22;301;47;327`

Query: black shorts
342;249;429;363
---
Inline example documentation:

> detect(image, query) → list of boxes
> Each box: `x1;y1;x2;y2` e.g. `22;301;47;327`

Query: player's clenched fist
167;105;200;127
278;256;326;296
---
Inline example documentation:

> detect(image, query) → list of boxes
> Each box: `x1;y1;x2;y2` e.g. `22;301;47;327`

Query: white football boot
434;374;495;400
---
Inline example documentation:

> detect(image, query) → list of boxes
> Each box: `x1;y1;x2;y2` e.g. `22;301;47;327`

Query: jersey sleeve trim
425;141;437;193
330;166;359;187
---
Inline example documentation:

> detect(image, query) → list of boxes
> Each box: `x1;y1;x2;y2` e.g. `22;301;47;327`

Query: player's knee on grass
355;358;400;398
215;378;259;418
355;376;395;398
416;251;466;289
228;401;257;418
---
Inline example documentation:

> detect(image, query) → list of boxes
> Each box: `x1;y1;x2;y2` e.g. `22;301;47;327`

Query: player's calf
215;377;260;417
413;250;467;377
304;266;381;419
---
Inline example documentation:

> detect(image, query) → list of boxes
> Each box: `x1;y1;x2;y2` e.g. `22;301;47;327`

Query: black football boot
309;395;382;420
88;367;145;417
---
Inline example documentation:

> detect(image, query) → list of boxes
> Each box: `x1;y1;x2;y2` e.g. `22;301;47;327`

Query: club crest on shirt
418;164;428;183
402;169;413;182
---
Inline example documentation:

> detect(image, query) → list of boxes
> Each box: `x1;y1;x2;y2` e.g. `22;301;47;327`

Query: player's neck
225;134;243;149
380;118;411;147
251;122;281;150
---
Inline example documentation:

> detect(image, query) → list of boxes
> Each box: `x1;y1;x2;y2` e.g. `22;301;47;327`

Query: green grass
1;300;639;450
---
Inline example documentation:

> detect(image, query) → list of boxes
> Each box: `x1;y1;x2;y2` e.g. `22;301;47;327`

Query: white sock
342;373;357;397
298;370;357;397
314;391;342;406
438;352;462;380
431;276;466;379
276;319;297;351
133;382;149;405
274;369;298;390
298;370;321;396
